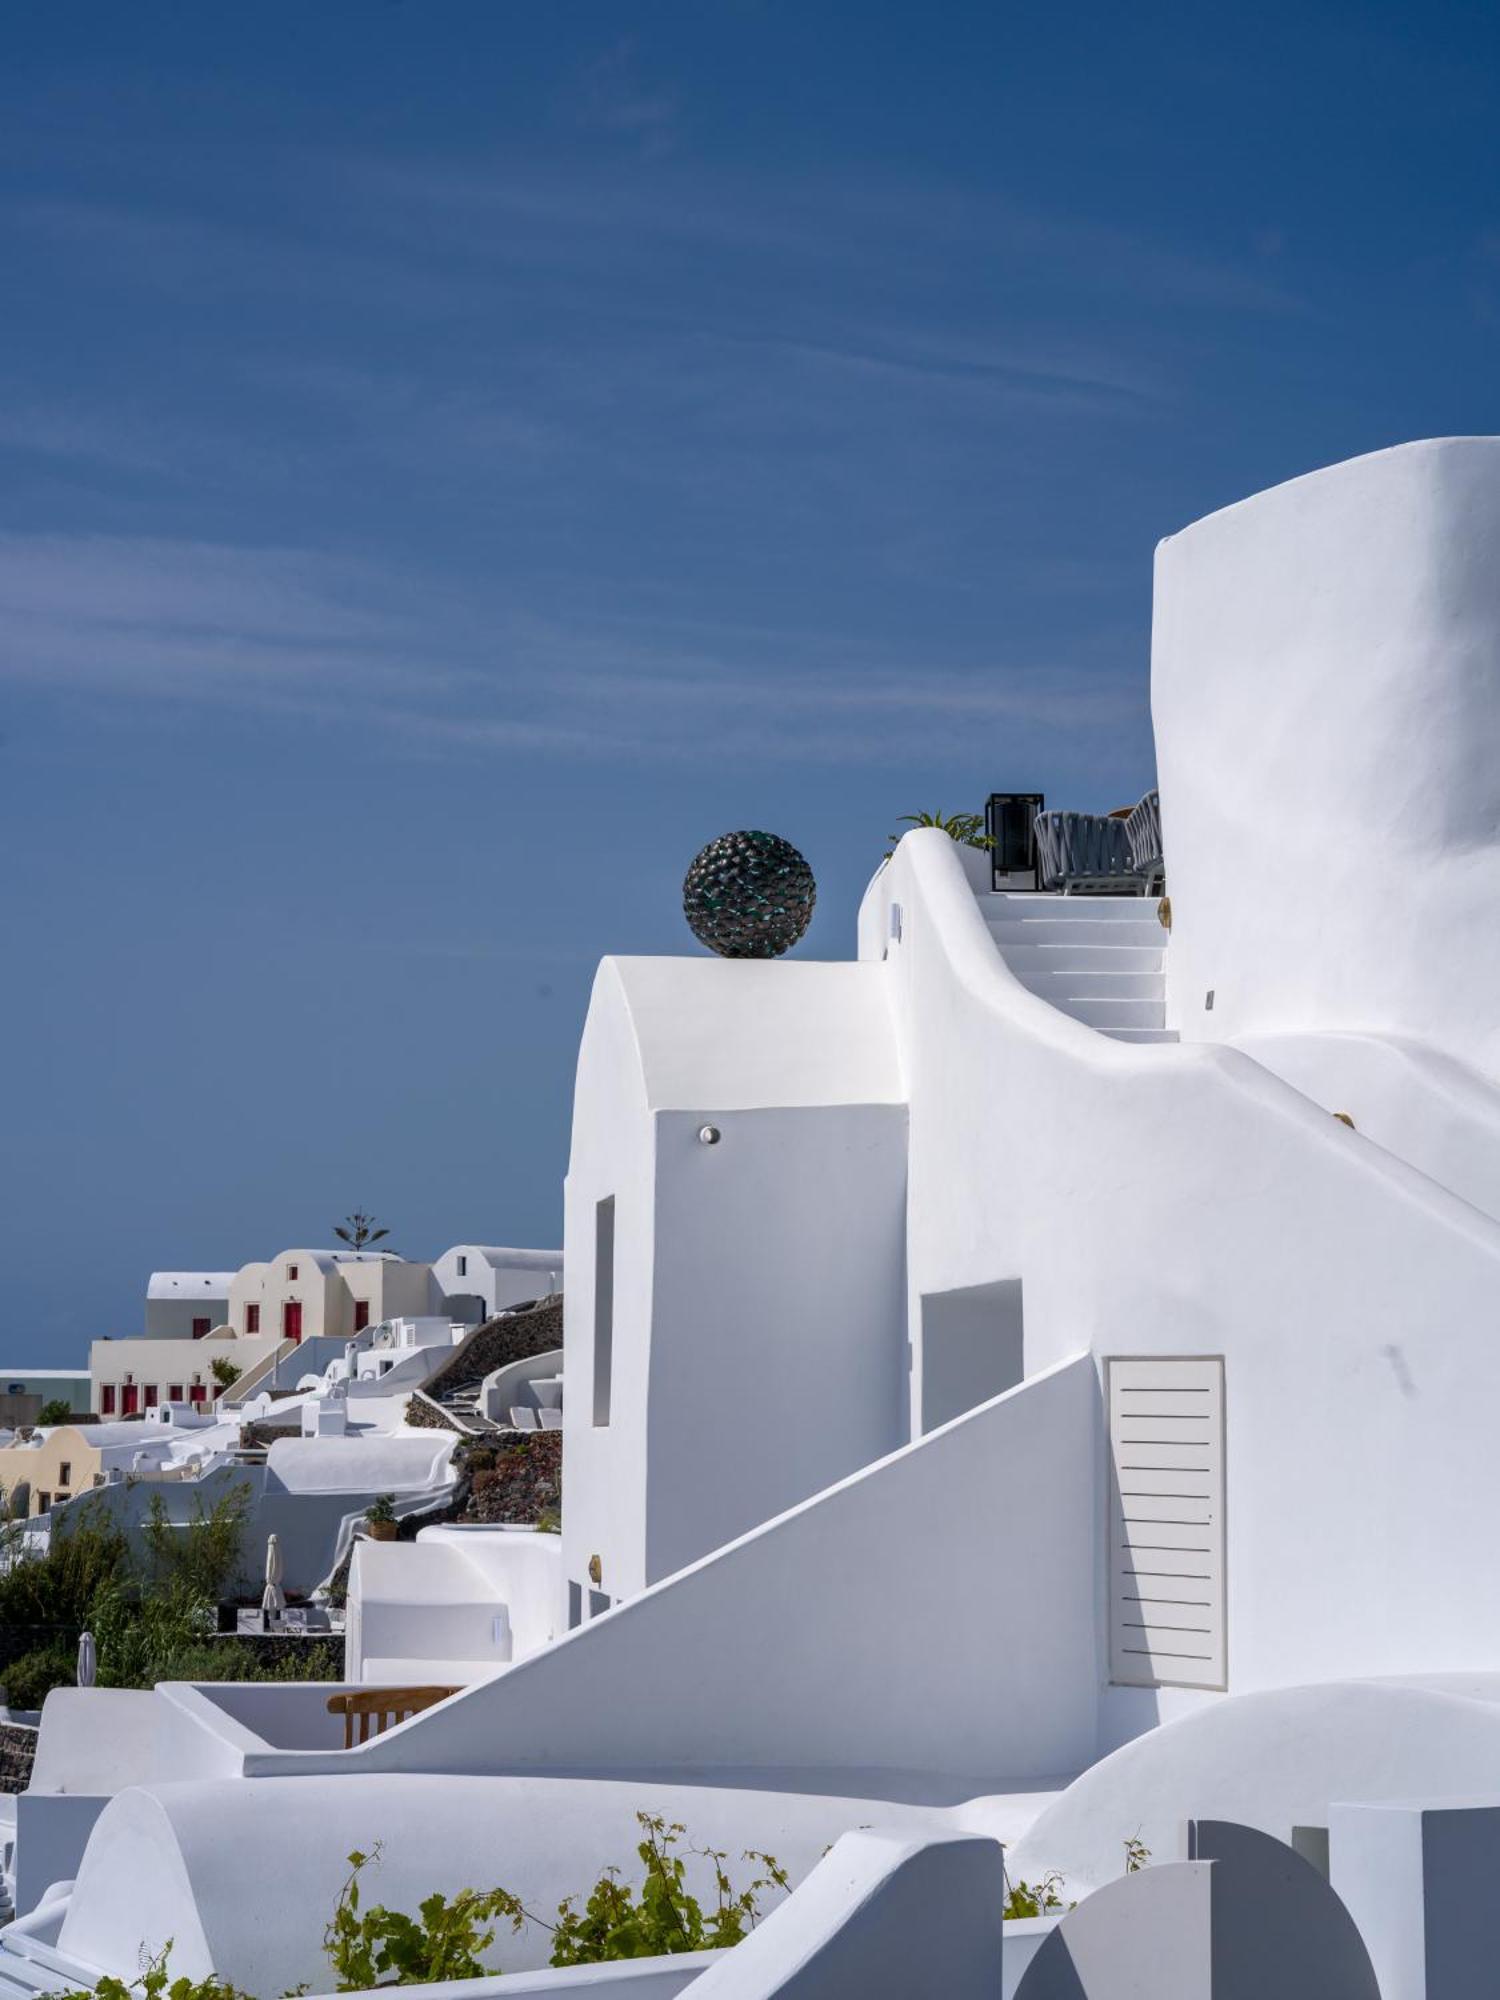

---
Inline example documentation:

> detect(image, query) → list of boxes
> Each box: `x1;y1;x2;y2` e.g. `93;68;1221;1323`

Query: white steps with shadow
978;892;1178;1044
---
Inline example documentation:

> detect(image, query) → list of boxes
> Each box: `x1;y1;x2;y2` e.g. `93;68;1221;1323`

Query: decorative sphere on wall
682;830;816;959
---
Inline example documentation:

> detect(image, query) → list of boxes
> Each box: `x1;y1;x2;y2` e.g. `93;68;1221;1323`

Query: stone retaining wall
422;1293;564;1401
0;1722;38;1795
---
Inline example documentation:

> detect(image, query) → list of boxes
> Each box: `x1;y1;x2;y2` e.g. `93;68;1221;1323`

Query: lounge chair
1033;810;1143;894
1125;790;1164;892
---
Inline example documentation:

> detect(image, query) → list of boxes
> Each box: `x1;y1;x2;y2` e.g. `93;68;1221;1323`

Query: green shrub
44;1942;257;2000
364;1494;397;1526
0;1483;316;1695
325;1847;524;1989
0;1503;131;1628
1;1644;78;1709
1002;1871;1066;1919
141;1487;251;1602
47;1816;789;1995
166;1638;345;1684
545;1813;788;1964
39;1399;75;1426
323;1816;786;1983
886;810;993;855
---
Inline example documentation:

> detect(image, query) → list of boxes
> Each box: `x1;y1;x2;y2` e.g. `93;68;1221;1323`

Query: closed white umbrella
261;1531;285;1627
76;1630;96;1688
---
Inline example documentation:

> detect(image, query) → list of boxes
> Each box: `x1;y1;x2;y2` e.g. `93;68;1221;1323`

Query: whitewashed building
17;442;1500;1999
143;1272;234;1342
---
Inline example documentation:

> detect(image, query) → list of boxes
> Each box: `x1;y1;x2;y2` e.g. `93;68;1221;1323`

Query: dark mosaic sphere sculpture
683;830;816;958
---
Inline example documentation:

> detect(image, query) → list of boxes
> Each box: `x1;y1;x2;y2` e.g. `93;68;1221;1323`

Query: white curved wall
1008;1678;1500;1897
1154;438;1500;1073
863;830;1500;1716
56;1774;922;1986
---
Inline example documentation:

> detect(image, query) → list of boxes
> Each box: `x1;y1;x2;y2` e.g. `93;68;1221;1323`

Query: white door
1107;1356;1225;1690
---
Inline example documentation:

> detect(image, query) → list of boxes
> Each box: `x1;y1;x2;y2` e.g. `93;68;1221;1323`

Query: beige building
90;1331;281;1420
0;1422;182;1519
227;1249;440;1346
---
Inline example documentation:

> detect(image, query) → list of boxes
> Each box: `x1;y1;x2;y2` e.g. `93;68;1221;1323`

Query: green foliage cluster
44;1817;787;1997
39;1399;76;1426
363;1493;397;1526
886;810;994;854
546;1813;789;1964
208;1357;241;1391
52;1946;257;2000
1002;1870;1067;1919
324;1815;788;1985
325;1847;523;1988
44;1827;1154;2000
0;1488;335;1704
1001;1837;1150;1923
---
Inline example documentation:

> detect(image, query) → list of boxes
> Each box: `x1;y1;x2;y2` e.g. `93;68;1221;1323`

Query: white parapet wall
49;1775;975;1989
243;1355;1101;1790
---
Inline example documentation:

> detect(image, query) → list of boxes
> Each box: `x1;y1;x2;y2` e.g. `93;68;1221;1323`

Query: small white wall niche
1107;1356;1225;1691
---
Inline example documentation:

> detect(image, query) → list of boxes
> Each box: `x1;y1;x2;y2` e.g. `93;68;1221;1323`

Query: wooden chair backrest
326;1684;460;1748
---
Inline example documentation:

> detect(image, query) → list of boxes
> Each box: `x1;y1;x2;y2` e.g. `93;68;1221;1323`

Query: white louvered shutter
1108;1356;1225;1690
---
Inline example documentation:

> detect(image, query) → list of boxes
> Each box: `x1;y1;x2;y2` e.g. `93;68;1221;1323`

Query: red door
353;1300;370;1333
122;1385;139;1416
283;1300;303;1343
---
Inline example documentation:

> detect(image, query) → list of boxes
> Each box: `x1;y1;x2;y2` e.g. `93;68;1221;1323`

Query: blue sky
5;1;1500;1356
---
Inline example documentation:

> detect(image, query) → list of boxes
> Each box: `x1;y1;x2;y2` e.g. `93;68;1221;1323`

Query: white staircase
979;893;1177;1043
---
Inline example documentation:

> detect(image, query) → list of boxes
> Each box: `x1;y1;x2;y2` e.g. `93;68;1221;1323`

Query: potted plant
364;1493;398;1542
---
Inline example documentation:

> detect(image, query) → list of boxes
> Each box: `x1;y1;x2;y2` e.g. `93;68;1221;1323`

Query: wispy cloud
0;532;1142;768
579;39;680;158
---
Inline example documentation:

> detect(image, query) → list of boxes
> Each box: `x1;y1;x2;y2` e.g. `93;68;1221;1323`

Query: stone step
1011;970;1165;1002
992;941;1165;974
986;917;1166;950
983;893;1160;921
1108;1027;1180;1044
1057;996;1165;1032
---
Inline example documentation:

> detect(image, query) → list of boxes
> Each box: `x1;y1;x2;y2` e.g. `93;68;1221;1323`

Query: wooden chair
326;1684;459;1748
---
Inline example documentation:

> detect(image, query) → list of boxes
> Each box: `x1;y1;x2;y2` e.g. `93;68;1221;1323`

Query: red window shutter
354;1300;370;1333
169;1384;183;1402
144;1383;158;1405
192;1317;211;1339
246;1304;260;1334
189;1384;206;1403
101;1385;116;1415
